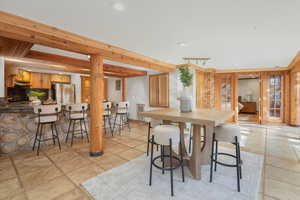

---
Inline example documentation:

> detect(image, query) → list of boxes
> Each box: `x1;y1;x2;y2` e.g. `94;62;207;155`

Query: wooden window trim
149;73;169;108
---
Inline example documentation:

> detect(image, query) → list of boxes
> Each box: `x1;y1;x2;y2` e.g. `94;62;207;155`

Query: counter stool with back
210;124;242;192
32;104;62;156
149;125;185;196
113;101;130;134
65;103;89;146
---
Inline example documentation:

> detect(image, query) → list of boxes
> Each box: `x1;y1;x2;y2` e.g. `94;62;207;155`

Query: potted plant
178;67;193;112
27;91;46;105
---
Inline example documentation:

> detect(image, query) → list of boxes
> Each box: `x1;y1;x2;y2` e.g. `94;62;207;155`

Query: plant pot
179;87;192;113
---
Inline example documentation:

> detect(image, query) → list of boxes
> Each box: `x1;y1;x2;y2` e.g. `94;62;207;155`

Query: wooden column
89;55;104;156
121;78;127;101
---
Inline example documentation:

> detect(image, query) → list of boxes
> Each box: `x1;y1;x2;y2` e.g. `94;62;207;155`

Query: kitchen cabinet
51;74;70;83
16;70;31;82
149;73;169;107
31;72;51;89
81;76;108;103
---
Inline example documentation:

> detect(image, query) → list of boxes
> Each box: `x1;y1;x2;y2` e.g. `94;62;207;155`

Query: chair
149;125;185;196
145;118;161;156
65;103;89;146
32;104;61;156
103;102;113;135
113;101;130;134
209;124;242;192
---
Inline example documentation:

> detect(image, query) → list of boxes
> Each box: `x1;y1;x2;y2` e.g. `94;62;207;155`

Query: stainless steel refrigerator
52;83;76;105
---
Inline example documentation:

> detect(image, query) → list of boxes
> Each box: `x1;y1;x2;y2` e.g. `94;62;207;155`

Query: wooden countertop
139;108;234;126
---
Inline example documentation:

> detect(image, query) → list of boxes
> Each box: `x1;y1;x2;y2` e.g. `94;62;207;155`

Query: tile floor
0;122;300;200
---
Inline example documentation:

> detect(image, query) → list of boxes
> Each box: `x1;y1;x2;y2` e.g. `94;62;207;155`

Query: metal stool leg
235;136;241;192
66;120;72;143
37;124;43;156
83;119;89;142
238;142;242;179
210;133;216;182
79;119;84;139
149;135;154;186
214;140;218;171
71;120;76;146
169;139;174;196
180;141;185;182
54;123;61;151
146;122;151;156
32;123;40;151
51;123;56;145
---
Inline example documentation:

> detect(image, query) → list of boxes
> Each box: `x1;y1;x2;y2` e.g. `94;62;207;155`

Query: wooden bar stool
32;104;61;156
149;125;185;196
103;102;113;136
113;101;130;134
209;124;242;192
65;103;89;146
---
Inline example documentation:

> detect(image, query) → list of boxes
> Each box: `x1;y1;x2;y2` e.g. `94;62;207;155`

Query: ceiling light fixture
112;2;126;11
177;42;188;47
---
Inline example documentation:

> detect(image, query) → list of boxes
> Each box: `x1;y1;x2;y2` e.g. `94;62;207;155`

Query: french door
215;73;238;122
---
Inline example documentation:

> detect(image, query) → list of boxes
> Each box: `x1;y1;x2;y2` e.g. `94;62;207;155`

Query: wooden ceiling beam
25;50;147;77
0;11;175;72
0;36;33;57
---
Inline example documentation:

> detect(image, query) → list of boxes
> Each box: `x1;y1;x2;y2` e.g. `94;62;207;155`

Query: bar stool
149;125;185;196
103;102;113;135
209;124;242;192
145;118;161;156
32;104;61;156
65;103;89;146
113;101;130;134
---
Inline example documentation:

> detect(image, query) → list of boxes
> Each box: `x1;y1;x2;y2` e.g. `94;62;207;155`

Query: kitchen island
0;102;87;154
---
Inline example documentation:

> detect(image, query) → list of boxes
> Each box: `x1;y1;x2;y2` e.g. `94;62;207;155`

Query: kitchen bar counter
0;102;89;154
0;102;34;113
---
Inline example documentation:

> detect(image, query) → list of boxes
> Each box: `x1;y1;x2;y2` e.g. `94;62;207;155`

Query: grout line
44;150;93;199
9;155;30;200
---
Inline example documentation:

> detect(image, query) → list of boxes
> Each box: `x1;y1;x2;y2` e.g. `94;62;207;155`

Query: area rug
82;147;263;200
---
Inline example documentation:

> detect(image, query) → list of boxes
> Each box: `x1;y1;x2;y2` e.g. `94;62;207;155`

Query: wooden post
121;78;126;101
89;54;104;156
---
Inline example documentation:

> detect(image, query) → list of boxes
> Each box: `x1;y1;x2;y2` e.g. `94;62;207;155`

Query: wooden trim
0;11;175;72
216;66;288;74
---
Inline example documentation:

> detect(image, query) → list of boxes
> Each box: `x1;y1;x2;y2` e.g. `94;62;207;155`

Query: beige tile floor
0;122;300;200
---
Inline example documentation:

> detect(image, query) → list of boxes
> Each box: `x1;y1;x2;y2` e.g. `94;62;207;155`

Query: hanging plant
179;67;193;87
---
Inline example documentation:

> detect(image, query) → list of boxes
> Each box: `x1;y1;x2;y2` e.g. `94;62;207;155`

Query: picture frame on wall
116;80;121;91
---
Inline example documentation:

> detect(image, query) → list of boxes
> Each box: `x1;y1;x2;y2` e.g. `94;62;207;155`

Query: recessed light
177;42;188;47
112;2;126;11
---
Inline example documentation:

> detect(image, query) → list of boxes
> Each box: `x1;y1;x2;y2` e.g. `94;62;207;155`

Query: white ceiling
1;0;300;69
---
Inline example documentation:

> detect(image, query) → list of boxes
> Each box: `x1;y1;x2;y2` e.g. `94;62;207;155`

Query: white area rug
82;148;263;200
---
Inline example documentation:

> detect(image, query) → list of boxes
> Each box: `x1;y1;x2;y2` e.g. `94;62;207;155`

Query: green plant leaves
179;67;193;87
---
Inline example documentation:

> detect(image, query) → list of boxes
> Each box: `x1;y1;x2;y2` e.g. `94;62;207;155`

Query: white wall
0;57;4;97
238;79;260;110
107;77;122;102
71;74;81;103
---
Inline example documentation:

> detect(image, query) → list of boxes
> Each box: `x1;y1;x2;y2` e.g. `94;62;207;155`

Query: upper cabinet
16;70;31;82
149;73;169;107
51;74;71;83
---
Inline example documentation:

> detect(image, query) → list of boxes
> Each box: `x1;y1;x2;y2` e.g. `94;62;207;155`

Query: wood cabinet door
31;72;42;88
158;74;169;107
81;76;91;103
149;75;159;106
16;70;31;82
41;73;51;89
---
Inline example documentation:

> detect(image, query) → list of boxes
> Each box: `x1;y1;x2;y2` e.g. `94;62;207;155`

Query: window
269;75;282;118
220;79;232;111
149;73;169;107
